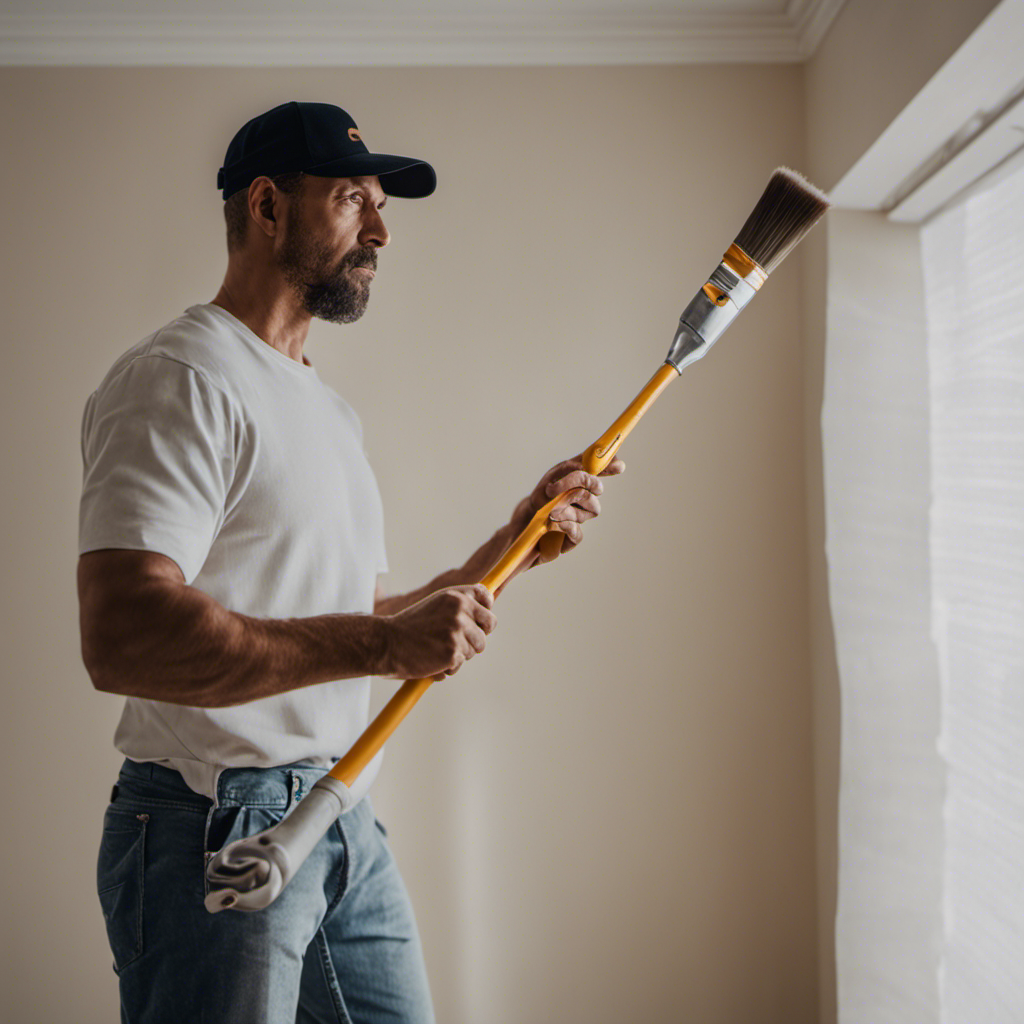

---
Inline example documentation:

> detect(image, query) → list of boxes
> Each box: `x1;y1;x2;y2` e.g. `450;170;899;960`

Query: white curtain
920;163;1024;1021
826;161;1024;1023
824;210;946;1024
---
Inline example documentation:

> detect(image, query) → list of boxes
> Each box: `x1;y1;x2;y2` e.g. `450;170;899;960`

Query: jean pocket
97;811;147;973
204;804;288;853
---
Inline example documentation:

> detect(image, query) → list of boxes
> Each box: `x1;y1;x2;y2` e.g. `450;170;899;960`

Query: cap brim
304;152;436;198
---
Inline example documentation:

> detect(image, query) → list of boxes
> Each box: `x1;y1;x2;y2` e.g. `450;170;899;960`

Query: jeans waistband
117;758;334;809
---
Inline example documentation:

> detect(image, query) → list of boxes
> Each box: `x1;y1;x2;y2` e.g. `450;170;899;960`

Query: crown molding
788;0;847;57
0;3;848;67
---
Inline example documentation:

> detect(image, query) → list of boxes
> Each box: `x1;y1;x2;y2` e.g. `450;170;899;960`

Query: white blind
824;210;945;1024
826;163;1024;1022
920;160;1024;1022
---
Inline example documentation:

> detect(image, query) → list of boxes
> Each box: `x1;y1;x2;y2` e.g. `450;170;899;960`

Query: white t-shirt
79;302;389;806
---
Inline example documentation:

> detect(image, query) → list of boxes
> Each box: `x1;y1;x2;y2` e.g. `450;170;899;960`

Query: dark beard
277;226;377;325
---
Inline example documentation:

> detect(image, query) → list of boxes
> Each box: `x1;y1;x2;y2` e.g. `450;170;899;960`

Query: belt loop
289;772;302;810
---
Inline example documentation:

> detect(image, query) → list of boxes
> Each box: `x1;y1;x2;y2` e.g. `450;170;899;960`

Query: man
77;101;622;1023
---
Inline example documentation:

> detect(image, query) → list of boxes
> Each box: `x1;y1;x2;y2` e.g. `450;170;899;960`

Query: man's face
275;175;390;325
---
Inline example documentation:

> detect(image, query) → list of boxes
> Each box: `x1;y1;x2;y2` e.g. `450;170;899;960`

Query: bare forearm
90;580;388;709
371;451;623;617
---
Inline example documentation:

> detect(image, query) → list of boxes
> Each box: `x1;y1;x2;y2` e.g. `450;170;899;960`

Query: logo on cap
348;128;362;142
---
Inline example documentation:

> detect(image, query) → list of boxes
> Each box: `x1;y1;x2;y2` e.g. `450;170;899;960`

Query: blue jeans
97;758;435;1024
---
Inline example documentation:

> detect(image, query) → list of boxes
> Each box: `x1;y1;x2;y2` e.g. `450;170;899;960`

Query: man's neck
211;279;312;366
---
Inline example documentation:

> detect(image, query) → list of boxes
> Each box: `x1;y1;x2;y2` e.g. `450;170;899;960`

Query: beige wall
1;64;817;1023
802;2;1003;1022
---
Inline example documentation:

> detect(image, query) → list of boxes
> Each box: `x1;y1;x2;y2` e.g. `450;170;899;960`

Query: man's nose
359;208;390;248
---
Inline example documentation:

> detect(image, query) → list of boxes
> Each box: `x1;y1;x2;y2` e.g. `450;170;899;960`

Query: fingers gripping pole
204;491;571;914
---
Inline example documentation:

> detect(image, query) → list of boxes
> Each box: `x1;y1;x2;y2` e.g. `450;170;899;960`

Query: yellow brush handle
326;487;584;788
537;362;679;561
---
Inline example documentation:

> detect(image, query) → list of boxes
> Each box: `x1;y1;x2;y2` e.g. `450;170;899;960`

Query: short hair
223;171;306;253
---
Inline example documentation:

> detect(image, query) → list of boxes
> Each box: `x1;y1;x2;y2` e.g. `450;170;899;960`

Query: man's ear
248;177;281;239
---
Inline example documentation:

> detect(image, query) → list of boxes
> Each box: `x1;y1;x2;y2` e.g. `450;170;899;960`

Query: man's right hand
379;584;497;682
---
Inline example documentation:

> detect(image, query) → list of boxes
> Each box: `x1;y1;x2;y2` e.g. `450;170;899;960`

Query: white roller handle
204;774;355;913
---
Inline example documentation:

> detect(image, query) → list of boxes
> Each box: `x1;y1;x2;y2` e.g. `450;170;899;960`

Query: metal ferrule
665;250;764;372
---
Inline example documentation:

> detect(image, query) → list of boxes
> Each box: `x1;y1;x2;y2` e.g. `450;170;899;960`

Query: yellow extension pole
326;361;680;790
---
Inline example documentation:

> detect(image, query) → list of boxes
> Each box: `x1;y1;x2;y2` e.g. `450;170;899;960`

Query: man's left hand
509;453;626;567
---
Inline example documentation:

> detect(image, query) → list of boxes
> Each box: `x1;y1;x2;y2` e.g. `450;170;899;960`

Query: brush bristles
733;167;830;274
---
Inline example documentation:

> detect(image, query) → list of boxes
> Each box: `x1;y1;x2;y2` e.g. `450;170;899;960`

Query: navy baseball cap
217;101;436;201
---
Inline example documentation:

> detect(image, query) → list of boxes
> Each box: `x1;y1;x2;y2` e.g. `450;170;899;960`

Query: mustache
344;247;378;272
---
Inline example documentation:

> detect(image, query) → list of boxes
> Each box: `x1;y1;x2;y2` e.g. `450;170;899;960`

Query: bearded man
76;101;621;1024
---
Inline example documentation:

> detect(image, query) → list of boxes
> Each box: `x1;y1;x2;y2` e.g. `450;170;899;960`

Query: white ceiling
0;0;847;66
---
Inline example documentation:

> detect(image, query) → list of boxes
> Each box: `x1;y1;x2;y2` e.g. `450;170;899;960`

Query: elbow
80;628;227;708
81;632;125;696
80;624;105;689
89;669;122;698
79;585;130;696
79;608;144;698
77;551;229;706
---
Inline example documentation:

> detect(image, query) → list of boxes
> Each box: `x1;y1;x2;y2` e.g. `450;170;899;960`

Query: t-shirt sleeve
78;355;238;585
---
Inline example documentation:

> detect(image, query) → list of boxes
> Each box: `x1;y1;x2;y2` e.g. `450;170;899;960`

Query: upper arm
77;548;185;685
374;576;384;614
78;356;239;586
